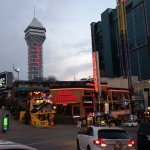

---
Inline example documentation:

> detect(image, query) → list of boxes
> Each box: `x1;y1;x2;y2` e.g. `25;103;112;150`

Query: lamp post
13;63;21;80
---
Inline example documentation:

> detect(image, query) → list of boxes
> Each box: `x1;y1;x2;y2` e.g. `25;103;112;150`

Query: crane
116;0;134;113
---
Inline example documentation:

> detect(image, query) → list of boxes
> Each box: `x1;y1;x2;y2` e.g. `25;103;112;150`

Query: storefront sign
104;103;109;114
53;90;78;101
110;109;131;116
82;96;94;108
119;97;129;108
132;95;144;100
92;52;100;93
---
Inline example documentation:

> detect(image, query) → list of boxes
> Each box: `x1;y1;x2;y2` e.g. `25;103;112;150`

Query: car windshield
98;129;130;139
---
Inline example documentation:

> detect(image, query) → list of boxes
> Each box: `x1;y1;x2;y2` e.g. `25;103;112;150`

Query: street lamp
13;63;21;80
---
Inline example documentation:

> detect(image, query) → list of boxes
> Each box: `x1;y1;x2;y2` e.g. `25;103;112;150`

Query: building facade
11;79;136;125
91;0;150;81
24;18;46;80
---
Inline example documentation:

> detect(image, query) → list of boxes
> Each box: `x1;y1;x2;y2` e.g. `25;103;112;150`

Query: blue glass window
133;4;146;47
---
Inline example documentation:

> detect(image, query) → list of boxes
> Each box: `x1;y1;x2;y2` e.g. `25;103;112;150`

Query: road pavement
0;109;138;150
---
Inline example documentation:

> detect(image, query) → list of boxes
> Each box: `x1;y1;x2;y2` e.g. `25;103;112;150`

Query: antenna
34;6;35;18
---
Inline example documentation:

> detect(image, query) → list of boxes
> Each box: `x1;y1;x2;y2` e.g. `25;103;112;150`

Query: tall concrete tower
24;18;46;80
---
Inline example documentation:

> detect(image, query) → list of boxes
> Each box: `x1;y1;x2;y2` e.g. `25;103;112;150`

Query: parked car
137;123;150;150
0;140;37;150
77;125;135;150
124;120;138;127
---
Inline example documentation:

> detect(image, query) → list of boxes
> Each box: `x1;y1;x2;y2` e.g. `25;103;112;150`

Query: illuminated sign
35;42;40;66
0;72;13;91
53;90;78;101
2;116;9;131
82;96;94;108
119;94;129;108
104;103;109;114
110;109;131;116
92;52;98;92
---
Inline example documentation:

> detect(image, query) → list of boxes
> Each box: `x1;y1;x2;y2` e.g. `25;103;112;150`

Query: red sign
53;90;78;101
110;109;131;116
92;53;98;92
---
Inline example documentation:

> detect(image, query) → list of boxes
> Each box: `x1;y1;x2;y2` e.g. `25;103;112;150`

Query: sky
0;0;116;81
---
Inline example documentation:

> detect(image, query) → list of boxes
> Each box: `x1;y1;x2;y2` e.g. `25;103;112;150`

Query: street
0;110;138;150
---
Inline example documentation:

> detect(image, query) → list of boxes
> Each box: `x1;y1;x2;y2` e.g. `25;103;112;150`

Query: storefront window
112;92;118;100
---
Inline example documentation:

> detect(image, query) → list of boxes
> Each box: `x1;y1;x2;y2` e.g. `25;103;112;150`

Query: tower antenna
34;6;35;18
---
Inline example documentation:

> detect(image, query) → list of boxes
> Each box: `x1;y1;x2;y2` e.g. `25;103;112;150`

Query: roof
90;125;124;131
29;17;43;28
24;17;46;33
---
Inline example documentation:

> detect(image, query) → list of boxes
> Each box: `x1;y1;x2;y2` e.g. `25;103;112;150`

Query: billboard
0;72;13;91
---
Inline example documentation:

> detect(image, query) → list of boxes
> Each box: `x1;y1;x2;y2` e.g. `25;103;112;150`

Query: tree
43;75;58;81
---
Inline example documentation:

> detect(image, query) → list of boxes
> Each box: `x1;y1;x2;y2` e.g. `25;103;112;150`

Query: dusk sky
0;0;116;81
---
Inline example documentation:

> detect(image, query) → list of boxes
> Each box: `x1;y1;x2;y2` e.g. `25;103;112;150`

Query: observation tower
24;17;46;80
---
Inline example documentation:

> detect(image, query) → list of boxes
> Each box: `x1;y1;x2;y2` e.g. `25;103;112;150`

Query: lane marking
26;140;53;145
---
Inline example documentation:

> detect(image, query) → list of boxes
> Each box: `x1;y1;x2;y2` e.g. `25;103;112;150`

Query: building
11;79;137;125
91;0;150;81
24;17;46;80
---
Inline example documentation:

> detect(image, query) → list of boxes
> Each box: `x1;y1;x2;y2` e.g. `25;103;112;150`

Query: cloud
0;0;116;81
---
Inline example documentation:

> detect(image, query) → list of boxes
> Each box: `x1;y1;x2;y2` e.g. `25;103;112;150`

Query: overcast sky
0;0;116;81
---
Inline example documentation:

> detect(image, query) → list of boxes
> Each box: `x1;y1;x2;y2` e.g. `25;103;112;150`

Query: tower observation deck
24;18;46;80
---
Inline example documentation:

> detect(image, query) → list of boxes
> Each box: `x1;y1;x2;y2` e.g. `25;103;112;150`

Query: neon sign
92;53;98;92
82;96;94;108
35;42;40;66
53;90;78;101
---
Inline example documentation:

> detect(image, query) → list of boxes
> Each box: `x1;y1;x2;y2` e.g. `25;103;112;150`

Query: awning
110;109;131;116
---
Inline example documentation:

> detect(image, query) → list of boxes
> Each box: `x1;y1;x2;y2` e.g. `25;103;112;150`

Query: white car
77;125;135;150
0;140;37;150
124;120;138;127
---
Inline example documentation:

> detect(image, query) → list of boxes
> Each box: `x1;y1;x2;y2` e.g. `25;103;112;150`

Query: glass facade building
91;0;150;81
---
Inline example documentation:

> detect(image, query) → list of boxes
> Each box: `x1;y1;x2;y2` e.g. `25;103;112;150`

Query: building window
73;106;80;115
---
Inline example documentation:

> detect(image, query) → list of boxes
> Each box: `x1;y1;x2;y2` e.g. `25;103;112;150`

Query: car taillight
128;139;135;147
93;139;106;147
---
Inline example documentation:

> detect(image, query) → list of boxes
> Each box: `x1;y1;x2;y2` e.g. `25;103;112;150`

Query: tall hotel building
91;0;150;81
24;18;46;80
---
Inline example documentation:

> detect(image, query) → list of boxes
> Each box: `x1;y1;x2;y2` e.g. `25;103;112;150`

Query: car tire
77;139;80;150
87;145;91;150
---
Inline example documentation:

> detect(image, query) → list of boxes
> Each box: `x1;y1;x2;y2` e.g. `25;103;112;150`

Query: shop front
50;88;94;124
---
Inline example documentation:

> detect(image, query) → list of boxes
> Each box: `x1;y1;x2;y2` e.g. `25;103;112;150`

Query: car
137;123;150;150
77;125;135;150
0;140;37;150
124;120;138;127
